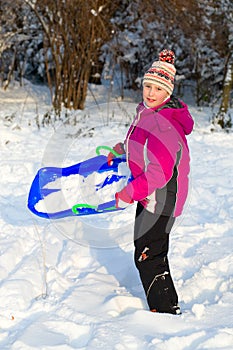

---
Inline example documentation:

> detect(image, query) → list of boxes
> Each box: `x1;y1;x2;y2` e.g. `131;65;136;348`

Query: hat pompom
159;49;175;65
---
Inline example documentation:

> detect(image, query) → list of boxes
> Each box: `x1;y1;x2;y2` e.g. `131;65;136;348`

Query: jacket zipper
125;107;145;166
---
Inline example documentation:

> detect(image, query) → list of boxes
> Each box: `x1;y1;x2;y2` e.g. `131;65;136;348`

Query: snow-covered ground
0;81;232;349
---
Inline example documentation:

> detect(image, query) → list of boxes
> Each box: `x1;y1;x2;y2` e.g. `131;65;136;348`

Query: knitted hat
143;49;176;95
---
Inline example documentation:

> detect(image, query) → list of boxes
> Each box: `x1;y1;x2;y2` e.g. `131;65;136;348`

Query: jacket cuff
115;188;134;208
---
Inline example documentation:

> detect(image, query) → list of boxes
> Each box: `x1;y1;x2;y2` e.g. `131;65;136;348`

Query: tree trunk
213;53;233;129
24;0;116;114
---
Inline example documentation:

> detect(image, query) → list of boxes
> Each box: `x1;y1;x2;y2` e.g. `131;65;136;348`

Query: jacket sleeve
122;115;181;201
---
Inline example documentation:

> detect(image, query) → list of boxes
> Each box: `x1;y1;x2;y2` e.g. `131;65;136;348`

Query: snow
0;81;233;349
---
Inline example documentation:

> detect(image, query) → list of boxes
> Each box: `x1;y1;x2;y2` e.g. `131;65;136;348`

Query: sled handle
72;203;96;214
95;145;123;158
72;200;117;214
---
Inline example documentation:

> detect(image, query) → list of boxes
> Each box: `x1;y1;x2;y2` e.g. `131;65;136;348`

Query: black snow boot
146;271;181;315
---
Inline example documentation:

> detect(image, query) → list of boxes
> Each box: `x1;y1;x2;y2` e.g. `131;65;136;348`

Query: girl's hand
107;142;125;166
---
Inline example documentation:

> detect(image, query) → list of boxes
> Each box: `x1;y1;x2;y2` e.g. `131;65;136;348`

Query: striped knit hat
143;49;176;95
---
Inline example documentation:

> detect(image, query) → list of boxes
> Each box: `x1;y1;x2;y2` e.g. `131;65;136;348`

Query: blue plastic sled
28;147;132;219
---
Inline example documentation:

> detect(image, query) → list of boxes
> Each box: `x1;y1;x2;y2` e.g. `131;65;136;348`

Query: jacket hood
172;102;194;135
155;97;194;135
137;98;194;135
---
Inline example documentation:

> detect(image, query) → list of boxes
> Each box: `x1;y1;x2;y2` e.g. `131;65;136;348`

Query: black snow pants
134;202;179;314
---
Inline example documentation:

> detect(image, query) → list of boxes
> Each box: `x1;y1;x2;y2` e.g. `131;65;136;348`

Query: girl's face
143;83;169;108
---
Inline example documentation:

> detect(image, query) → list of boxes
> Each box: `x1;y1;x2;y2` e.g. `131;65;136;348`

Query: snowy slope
0;82;232;349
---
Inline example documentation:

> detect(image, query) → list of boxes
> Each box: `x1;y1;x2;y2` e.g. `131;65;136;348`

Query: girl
108;49;194;315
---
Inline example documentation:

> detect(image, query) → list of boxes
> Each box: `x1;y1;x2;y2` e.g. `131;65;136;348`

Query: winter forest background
0;0;232;129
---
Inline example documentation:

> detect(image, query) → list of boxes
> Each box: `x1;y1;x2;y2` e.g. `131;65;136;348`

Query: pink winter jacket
122;97;194;217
